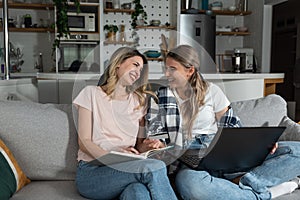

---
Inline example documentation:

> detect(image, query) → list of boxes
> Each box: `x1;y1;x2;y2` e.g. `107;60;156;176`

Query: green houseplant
104;24;119;41
131;0;147;29
52;0;81;52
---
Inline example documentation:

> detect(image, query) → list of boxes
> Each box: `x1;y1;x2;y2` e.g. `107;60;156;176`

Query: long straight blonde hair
98;47;154;109
166;45;209;139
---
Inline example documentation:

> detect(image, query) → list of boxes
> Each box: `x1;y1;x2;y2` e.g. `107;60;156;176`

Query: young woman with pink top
73;47;177;200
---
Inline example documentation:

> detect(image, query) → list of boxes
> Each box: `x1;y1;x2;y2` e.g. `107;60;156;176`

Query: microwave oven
67;12;96;32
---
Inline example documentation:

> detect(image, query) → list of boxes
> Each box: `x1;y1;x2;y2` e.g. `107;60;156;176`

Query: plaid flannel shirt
145;87;242;144
145;87;180;143
217;106;243;128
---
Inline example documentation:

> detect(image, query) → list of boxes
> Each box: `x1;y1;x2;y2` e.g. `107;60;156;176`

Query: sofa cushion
274;189;300;200
0;101;78;181
278;116;300;141
10;181;87;200
0;139;30;199
230;94;287;127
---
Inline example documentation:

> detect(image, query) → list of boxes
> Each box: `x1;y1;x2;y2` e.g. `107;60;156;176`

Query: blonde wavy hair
166;45;209;139
98;47;154;109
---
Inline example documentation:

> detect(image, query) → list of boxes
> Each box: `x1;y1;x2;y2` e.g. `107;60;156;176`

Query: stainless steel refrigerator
180;14;216;73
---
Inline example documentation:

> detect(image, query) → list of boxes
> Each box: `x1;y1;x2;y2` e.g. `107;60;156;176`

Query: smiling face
164;57;195;90
117;56;144;86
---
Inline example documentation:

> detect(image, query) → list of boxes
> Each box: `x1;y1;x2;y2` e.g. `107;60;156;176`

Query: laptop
170;126;286;175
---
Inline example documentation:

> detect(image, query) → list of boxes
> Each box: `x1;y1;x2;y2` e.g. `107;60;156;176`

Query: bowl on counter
121;3;131;9
144;50;161;58
211;6;222;10
150;20;161;26
233;26;248;32
238;27;248;32
228;6;236;11
210;1;223;10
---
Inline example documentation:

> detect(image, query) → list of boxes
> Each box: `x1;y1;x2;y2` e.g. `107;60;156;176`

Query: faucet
34;53;43;72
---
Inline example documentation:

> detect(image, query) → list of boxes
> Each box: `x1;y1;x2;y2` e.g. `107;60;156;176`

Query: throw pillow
0;139;30;199
278;116;300;141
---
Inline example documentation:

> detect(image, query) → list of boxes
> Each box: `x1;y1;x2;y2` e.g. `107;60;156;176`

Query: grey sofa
0;94;299;200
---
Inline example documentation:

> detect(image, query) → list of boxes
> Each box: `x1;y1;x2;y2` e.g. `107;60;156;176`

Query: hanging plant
104;24;119;33
52;0;81;52
131;0;147;29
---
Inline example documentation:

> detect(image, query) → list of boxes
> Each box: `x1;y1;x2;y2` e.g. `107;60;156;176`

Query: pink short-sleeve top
73;86;145;162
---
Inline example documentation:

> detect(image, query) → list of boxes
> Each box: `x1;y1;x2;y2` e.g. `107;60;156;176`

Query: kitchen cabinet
34;72;284;104
213;8;253;71
0;3;54;33
181;9;252;36
0;2;55;73
215;10;252;36
37;78;97;104
54;2;101;73
0;78;38;102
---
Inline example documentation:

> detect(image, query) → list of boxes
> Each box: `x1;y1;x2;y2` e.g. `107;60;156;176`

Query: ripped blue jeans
184;133;215;149
176;141;300;200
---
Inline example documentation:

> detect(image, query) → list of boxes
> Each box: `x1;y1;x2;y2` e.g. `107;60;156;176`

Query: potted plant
131;0;148;29
52;0;81;52
104;24;119;41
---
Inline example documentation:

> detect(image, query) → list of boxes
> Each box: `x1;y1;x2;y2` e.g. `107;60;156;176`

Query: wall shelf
104;8;134;14
181;9;252;16
135;25;176;30
67;2;99;6
212;10;252;16
0;27;54;33
216;31;251;36
0;3;54;10
146;57;163;62
103;41;136;45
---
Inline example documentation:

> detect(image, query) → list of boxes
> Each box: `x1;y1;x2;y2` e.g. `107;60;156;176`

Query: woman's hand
270;142;278;154
122;146;140;154
144;138;165;148
137;138;166;153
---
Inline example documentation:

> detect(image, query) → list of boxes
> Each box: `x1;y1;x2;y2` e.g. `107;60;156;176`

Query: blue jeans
175;141;300;200
185;134;215;149
76;159;177;200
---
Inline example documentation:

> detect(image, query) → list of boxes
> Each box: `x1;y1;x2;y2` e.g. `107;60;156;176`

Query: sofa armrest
278;116;300;141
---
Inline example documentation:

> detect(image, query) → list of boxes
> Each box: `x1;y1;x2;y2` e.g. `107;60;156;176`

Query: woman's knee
137;159;167;173
175;169;212;199
176;169;211;184
277;141;300;157
119;183;150;200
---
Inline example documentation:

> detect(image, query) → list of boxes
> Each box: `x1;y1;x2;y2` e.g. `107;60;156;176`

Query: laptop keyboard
179;148;207;168
179;154;201;168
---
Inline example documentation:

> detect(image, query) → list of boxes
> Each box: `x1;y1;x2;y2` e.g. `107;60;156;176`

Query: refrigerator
179;14;216;73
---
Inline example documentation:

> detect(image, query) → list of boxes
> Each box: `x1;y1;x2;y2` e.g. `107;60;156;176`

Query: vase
136;19;144;26
107;32;116;42
119;24;126;42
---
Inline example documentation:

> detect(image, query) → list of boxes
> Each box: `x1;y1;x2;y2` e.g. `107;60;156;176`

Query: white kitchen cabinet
37;79;98;104
0;78;38;102
0;3;55;73
38;80;58;103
